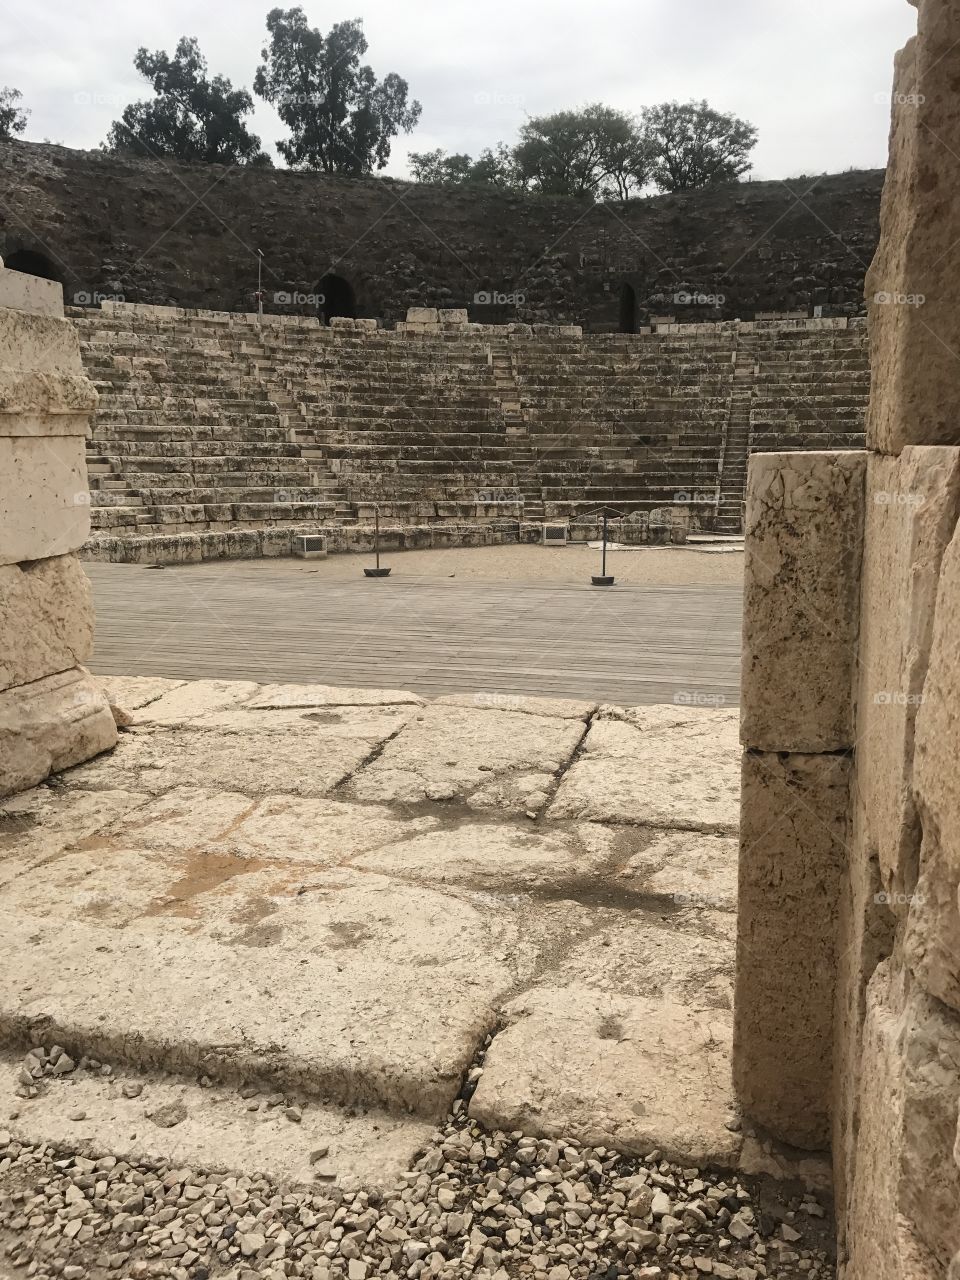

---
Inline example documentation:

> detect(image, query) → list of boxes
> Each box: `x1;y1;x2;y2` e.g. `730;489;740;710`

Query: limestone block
844;962;960;1279
0;434;90;564
405;308;439;324
856;446;960;909
0;667;117;797
0;268;62;317
905;521;960;1011
866;11;960;453
740;450;866;752
0;306;85;379
0;555;95;691
734;749;851;1148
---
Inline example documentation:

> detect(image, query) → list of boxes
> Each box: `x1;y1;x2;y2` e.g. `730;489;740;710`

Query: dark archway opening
317;273;356;325
619;282;638;333
4;248;63;283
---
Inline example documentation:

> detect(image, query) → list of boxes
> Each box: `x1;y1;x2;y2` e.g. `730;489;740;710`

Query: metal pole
257;250;264;318
602;511;607;577
375;507;380;570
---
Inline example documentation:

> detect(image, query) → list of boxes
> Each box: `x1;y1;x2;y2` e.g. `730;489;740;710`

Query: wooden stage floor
86;560;743;708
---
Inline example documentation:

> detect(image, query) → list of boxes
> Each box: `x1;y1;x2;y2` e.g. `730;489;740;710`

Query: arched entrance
4;248;63;283
317;273;356;325
619;282;638;333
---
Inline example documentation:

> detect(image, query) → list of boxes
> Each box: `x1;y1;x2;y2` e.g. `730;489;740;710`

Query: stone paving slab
97;675;186;709
0;862;517;1119
548;705;740;831
0;1059;433;1192
470;983;741;1168
434;692;597;721
344;703;587;814
0;676;751;1183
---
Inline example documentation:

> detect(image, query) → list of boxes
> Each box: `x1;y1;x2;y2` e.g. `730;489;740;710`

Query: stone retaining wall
733;4;960;1275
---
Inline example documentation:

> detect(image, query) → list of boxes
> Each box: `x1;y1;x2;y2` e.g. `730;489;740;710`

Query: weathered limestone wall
0;265;116;798
734;3;960;1277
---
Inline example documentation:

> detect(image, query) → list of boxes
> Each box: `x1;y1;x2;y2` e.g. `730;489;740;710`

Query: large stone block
0;667;117;797
0;433;91;564
0;555;95;692
844;961;960;1279
740;450;866;752
734;749;851;1148
856;446;960;908
0;268;62;317
866;8;960;453
905;519;960;1011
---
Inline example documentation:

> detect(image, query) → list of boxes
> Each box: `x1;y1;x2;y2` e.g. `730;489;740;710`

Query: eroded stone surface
735;749;850;1150
248;682;423;708
134;678;260;726
618;830;739;911
96;674;186;709
0;556;95;693
435;692;597;721
548;706;739;831
345;703;586;814
0;667;117;798
470;984;741;1167
740;450;865;752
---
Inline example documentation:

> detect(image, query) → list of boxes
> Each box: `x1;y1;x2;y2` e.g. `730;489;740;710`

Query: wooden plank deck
86;562;743;707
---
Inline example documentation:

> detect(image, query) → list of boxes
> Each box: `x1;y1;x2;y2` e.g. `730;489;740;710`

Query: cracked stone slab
133;678;260;726
247;682;424;709
434;693;597;722
343;704;586;814
95;788;439;862
0;786;148;886
96;675;186;711
618;830;739;911
61;711;404;797
0;863;517;1119
177;704;418;739
349;820;628;892
547;707;740;831
0;1059;434;1192
470;983;741;1168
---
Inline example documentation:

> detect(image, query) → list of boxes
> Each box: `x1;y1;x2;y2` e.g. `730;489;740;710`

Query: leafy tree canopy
0;87;29;140
254;9;421;174
408;143;518;189
513;104;650;199
642;99;758;191
106;37;270;165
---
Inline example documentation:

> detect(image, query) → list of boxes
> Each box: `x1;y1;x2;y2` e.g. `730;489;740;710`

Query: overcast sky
2;0;917;180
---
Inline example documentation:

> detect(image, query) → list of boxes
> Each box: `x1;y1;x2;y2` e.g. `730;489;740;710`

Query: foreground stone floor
0;677;831;1279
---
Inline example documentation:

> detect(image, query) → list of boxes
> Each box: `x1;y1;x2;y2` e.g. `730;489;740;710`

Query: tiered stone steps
69;305;870;559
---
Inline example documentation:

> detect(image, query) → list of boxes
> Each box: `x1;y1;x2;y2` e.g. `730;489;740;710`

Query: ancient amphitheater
2;3;960;1280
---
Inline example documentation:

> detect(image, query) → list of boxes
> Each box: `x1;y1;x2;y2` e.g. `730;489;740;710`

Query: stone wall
0;139;883;330
0;265;116;797
734;3;960;1276
70;302;869;562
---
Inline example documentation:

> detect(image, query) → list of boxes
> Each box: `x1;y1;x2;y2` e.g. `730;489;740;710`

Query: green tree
642;100;757;191
106;37;269;165
408;143;518;189
0;87;29;139
512;104;649;199
254;9;421;174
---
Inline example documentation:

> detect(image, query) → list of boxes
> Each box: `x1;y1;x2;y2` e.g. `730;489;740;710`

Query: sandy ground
240;543;746;587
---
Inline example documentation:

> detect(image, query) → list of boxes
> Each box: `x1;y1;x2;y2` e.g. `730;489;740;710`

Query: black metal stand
591;510;615;586
364;506;392;577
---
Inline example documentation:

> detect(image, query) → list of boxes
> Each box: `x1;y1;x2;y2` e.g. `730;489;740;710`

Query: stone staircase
68;305;871;560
